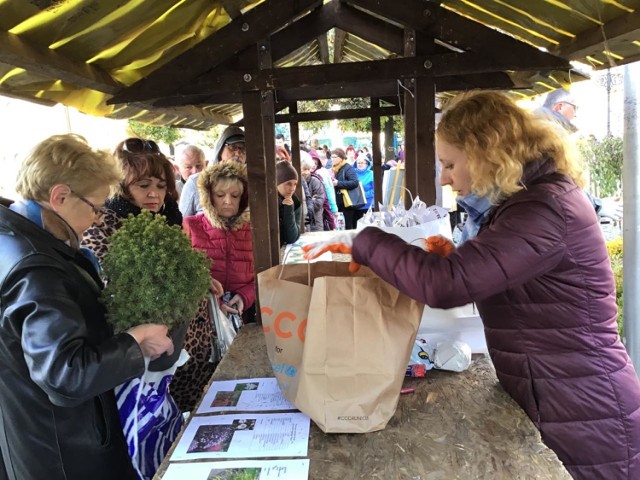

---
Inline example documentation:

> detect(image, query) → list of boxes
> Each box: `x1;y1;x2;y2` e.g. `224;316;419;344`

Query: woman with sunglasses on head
81;137;196;479
81;137;182;262
0;134;174;480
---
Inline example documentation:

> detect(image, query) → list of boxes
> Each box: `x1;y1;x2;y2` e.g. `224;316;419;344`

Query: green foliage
606;237;624;337
578;135;623;197
297;98;403;137
128;120;183;148
102;210;211;331
208;468;260;480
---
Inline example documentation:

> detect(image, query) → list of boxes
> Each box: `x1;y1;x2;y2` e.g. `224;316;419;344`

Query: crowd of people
0;88;636;479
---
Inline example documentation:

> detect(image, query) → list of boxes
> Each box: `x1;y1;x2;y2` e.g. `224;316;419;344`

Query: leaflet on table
196;377;296;414
170;413;310;460
162;459;310;480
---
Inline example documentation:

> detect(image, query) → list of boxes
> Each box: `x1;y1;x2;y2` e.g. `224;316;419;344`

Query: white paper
171;413;310;460
162;459;310;480
196;378;297;414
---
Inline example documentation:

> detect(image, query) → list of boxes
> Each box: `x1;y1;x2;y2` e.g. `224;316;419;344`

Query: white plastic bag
357;204;452;247
208;292;237;363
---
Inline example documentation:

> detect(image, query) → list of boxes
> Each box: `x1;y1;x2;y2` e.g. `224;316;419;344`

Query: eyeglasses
562;101;577;111
121;138;160;154
70;189;108;217
224;142;246;153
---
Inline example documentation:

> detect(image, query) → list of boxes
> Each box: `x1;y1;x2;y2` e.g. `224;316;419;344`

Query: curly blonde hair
16;134;121;201
436;91;585;202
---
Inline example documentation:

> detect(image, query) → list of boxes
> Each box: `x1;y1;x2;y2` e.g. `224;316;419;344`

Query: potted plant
102;209;211;366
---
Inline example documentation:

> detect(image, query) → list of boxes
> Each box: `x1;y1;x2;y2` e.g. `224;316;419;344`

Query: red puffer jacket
353;158;640;479
183;162;255;310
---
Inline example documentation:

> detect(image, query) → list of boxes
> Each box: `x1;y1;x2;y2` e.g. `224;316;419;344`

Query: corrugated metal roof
0;0;638;129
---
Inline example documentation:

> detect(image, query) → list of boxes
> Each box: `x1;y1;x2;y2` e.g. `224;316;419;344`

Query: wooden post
257;39;280;265
288;106;303;234
288;103;303;233
243;90;276;275
403;28;417;208
414;76;436;204
371;98;382;211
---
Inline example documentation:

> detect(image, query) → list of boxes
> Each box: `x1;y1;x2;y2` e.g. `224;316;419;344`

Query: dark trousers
343;208;358;230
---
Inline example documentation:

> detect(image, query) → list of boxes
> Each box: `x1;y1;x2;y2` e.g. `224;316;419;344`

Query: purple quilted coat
352;159;640;479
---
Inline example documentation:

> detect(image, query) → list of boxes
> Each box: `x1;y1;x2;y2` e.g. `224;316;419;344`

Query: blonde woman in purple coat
306;91;640;479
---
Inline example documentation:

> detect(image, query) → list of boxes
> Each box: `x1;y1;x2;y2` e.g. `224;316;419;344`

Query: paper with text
171;413;310;460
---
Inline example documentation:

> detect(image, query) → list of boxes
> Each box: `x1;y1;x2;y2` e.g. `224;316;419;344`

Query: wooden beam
177;52;563;96
109;0;322;104
333;2;403;54
553;9;640;61
0;30;120;94
317;34;330;64
334;28;347;63
151;71;514;108
270;1;337;62
0;87;57;107
220;0;243;19
275;105;400;123
347;0;569;68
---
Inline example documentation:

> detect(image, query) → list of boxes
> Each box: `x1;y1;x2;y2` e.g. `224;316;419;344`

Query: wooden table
156;324;570;479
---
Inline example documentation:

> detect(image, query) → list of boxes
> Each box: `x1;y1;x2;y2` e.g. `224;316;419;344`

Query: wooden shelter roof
1;0;639;129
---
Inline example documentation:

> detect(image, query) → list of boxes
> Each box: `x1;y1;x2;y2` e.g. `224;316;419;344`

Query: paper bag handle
279;244;312;286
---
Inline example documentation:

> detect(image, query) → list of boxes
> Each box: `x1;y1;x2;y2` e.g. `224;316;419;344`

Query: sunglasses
121;138;160;154
224;142;246;153
70;189;108;217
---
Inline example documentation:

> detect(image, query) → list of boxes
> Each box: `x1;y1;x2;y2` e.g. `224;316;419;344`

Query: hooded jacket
0;202;143;480
183;162;255;310
352;158;640;479
179;126;245;217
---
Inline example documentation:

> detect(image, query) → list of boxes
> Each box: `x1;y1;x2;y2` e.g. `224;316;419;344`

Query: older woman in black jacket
0;134;173;480
331;147;361;229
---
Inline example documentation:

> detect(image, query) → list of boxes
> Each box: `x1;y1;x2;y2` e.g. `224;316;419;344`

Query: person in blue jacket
353;155;374;225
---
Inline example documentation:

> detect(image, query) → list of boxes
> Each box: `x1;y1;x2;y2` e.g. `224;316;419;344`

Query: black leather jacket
0;204;144;480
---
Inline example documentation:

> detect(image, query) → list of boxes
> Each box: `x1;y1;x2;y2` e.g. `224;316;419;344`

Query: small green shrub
102;210;211;331
606;237;623;337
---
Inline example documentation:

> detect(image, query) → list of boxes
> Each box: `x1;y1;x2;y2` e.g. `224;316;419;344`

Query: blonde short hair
437;91;585;202
15;134;122;201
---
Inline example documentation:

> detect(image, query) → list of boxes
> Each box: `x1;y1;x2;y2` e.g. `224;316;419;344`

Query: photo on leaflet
210;382;259;408
234;382;259;392
206;467;260;480
188;425;235;453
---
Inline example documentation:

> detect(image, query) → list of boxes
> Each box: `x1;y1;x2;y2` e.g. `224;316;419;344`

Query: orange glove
301;232;362;273
425;236;455;257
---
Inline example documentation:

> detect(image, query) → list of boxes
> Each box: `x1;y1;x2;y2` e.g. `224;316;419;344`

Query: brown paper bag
258;261;423;433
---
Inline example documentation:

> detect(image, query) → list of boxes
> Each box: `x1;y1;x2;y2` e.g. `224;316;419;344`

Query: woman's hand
128;324;174;360
209;277;224;297
282;195;294;206
221;294;244;315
